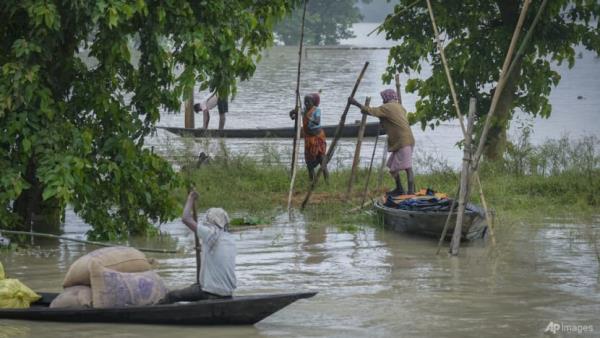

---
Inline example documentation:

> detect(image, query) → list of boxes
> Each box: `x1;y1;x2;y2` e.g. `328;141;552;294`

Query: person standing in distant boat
348;89;415;196
290;93;329;181
194;92;229;131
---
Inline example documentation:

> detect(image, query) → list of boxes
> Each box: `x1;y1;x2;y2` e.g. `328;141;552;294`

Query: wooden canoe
0;291;317;325
374;200;488;240
158;121;385;138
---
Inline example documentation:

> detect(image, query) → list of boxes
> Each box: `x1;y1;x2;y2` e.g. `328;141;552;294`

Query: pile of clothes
383;188;453;212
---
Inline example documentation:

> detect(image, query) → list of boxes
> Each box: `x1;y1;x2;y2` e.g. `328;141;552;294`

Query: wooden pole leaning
287;0;309;211
301;61;370;209
347;97;371;194
450;98;476;255
475;172;496;247
376;140;388;192
191;193;201;285
360;122;382;208
395;73;402;104
471;0;532;172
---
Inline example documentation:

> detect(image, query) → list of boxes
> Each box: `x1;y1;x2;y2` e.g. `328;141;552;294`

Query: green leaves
274;0;362;46
0;0;298;239
382;0;600;136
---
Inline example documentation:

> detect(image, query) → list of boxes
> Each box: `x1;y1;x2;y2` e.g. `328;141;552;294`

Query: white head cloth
204;208;230;230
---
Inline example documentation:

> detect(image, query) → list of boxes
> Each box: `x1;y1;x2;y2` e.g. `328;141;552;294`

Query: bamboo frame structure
426;0;532;255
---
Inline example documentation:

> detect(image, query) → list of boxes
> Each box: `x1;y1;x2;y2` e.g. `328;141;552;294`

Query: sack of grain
62;246;152;287
49;285;92;308
89;261;168;308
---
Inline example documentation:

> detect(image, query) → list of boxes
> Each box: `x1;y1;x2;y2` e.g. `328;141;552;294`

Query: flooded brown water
2;23;599;337
1;210;599;337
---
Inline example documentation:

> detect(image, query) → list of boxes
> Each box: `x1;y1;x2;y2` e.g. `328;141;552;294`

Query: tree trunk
13;159;62;234
484;0;523;160
483;58;522;160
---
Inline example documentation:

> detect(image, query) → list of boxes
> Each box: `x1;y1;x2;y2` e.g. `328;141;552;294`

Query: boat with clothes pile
374;189;488;240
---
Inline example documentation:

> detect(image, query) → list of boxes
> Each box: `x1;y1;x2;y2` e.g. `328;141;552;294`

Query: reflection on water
1;211;598;337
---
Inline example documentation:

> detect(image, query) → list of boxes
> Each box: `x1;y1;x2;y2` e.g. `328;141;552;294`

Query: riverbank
178;135;600;229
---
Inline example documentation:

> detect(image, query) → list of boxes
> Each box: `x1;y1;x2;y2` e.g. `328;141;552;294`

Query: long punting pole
360;120;381;208
347;97;371;194
287;0;309;211
190;189;201;285
301;61;370;209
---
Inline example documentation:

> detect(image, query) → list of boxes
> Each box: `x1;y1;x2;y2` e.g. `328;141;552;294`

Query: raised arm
182;191;199;233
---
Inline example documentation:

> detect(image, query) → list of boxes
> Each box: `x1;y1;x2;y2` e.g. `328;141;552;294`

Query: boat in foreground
158;121;385;138
0;291;317;325
374;200;488;240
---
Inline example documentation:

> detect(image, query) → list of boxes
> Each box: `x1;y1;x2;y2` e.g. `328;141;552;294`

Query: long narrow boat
158;121;385;138
374;200;488;241
0;291;317;325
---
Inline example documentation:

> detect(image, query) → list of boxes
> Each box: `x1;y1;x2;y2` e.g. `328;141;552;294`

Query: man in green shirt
349;89;415;196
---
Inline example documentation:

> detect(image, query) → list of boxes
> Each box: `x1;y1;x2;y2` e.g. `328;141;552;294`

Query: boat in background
158;121;385;138
0;291;317;325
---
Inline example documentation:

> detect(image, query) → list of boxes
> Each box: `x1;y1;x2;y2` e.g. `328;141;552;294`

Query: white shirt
196;224;237;296
199;93;218;111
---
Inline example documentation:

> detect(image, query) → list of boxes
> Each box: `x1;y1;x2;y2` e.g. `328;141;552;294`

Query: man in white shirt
161;191;236;302
193;93;228;131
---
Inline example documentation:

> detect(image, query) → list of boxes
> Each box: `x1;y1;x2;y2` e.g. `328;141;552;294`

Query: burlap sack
89;261;168;308
49;285;92;308
62;247;152;287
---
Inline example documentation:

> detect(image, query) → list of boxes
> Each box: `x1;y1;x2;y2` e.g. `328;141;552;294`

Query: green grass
171;133;599;228
176;155;599;228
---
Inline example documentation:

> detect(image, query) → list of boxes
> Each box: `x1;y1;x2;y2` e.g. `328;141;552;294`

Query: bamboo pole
191;194;201;284
450;98;476;255
0;230;179;254
287;0;309;211
395;74;402;104
360;122;382;207
427;0;532;254
471;0;532;172
347;97;371;194
435;190;459;255
301;61;370;209
376;138;388;192
505;0;548;86
475;172;496;247
425;0;466;137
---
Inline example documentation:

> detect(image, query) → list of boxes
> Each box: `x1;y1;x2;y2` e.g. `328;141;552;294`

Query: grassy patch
171;134;600;228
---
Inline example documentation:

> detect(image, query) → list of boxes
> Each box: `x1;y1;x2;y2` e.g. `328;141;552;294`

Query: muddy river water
1;211;599;337
1;24;599;337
